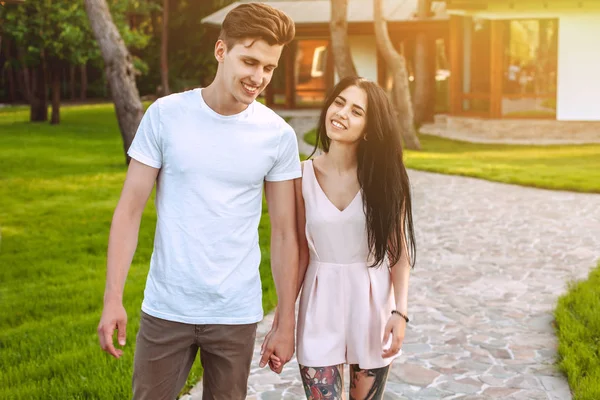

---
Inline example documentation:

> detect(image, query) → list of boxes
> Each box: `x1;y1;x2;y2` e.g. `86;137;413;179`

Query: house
202;0;450;110
440;0;600;140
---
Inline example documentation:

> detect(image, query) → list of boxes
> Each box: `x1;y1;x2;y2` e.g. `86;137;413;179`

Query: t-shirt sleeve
127;101;162;169
265;123;302;182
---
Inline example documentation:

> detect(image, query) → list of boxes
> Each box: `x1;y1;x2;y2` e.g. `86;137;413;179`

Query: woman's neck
323;141;358;174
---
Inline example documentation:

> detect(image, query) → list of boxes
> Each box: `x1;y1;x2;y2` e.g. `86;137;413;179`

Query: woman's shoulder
301;157;316;173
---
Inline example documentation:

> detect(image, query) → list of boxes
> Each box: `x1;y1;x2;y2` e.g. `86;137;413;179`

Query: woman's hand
381;313;406;358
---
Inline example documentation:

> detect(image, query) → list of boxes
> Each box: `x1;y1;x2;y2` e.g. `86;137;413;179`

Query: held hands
260;307;295;374
97;299;128;358
382;313;406;358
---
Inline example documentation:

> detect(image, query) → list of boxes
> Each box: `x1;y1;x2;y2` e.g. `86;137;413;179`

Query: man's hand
259;324;294;373
260;308;283;372
97;300;128;358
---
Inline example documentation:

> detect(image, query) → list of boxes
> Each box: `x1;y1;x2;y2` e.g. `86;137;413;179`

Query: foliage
0;0;152;72
555;263;600;400
136;0;237;94
1;0;240;97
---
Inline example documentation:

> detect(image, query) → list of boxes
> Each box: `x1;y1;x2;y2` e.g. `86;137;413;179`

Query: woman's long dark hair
310;76;416;269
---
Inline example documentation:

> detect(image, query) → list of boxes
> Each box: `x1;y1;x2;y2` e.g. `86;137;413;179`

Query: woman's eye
334;99;343;106
353;110;362;117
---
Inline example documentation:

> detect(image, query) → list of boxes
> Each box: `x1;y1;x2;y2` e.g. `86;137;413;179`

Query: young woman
270;76;416;399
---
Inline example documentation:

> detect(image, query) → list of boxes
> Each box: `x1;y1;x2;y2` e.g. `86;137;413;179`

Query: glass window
502;19;558;117
295;39;329;106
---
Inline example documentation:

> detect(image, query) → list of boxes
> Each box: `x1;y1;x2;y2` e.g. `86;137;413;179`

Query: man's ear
215;39;227;62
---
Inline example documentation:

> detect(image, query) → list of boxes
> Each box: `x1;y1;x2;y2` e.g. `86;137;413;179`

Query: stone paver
183;140;600;399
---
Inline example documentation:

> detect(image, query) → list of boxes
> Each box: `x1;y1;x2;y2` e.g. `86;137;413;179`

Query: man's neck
202;81;249;116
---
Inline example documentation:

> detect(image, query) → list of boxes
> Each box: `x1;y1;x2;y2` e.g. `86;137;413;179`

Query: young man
96;3;300;399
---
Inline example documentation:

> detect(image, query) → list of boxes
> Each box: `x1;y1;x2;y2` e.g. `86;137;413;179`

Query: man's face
216;38;283;106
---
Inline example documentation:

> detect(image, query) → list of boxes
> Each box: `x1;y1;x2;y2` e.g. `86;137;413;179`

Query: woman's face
325;85;368;144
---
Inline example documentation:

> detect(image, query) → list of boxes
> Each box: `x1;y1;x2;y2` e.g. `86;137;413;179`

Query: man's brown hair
219;2;295;50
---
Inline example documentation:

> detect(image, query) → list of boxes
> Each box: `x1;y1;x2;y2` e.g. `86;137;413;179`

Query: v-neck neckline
309;159;360;213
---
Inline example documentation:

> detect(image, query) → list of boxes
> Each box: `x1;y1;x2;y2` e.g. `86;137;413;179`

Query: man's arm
294;172;310;299
97;159;159;358
259;179;298;370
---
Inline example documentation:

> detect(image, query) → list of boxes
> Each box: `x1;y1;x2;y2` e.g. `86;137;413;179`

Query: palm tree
329;0;357;79
84;0;144;164
373;0;421;150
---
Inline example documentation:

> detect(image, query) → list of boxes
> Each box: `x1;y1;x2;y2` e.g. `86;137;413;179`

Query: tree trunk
3;39;16;103
80;63;88;100
160;0;170;96
30;56;48;122
329;0;357;79
413;0;435;126
6;67;16;103
70;64;76;100
51;59;61;125
85;0;144;164
373;0;420;150
18;47;32;103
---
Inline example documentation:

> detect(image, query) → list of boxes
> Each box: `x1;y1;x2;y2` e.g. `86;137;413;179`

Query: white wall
334;35;379;83
557;15;600;121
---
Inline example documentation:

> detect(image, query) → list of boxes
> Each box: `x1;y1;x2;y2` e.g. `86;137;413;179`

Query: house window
501;19;558;118
311;46;328;78
295;39;330;106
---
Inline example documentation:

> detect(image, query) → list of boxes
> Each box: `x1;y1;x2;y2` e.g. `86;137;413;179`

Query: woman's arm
382;210;411;358
390;239;410;315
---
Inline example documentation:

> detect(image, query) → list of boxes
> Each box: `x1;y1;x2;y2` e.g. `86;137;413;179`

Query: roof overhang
446;0;595;10
201;0;448;28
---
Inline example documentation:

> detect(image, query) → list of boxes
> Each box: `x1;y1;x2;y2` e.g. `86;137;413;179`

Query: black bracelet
391;310;409;323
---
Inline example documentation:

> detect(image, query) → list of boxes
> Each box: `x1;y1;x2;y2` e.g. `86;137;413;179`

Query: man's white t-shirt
127;88;301;325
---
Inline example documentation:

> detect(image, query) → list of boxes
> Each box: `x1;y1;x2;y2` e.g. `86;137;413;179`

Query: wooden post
326;41;335;91
285;40;296;109
265;85;274;107
449;15;463;115
489;20;504;118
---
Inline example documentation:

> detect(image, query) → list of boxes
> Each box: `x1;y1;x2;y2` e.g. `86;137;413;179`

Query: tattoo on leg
349;364;390;400
299;364;344;399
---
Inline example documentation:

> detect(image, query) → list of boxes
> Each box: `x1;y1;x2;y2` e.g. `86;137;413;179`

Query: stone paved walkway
183;123;600;399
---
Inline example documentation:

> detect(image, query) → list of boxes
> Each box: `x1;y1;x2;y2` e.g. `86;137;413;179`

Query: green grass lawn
304;129;600;193
555;263;600;400
0;104;278;399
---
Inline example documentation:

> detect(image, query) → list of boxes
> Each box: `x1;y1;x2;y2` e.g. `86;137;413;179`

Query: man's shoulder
156;89;198;107
154;89;198;110
252;101;292;132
